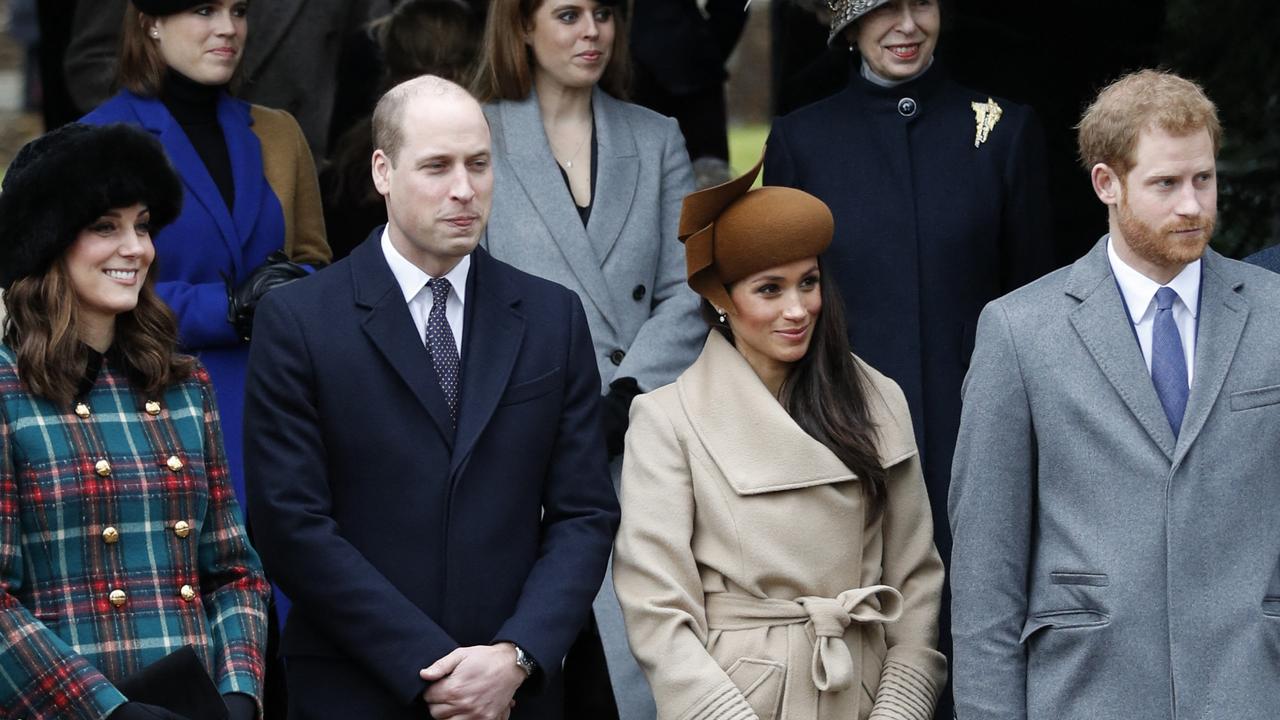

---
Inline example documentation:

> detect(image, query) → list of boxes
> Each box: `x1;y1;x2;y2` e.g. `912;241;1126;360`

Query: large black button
632;285;646;301
897;97;918;118
609;349;626;366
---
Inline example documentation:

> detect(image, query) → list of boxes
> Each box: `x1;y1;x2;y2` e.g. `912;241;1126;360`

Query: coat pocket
1050;572;1109;587
1262;597;1280;618
1229;384;1280;411
1019;609;1110;644
497;367;562;406
725;657;785;720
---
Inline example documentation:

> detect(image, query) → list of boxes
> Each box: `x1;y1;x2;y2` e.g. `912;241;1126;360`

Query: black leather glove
226;251;309;341
222;693;256;720
109;702;191;720
602;377;641;459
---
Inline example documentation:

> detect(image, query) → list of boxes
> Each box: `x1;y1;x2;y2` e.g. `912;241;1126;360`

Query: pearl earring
716;309;727;324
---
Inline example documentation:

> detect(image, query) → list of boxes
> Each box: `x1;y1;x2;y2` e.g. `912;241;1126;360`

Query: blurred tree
1163;0;1280;257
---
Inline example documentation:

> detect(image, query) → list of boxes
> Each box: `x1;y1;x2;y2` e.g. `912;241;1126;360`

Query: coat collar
676;332;917;495
124;90;264;278
1066;237;1248;462
492;87;637;332
350;232;524;475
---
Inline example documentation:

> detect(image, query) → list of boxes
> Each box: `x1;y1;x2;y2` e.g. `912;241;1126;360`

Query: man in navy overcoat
243;75;619;719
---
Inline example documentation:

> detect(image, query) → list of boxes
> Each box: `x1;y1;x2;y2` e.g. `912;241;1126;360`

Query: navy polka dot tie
426;278;460;426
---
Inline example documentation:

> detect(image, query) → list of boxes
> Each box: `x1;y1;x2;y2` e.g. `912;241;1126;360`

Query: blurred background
4;0;1277;261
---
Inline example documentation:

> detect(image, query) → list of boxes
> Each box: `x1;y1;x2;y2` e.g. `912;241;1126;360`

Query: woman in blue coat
81;0;331;509
764;2;1055;714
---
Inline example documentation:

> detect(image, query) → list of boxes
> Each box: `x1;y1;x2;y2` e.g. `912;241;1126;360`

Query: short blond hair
1077;69;1221;176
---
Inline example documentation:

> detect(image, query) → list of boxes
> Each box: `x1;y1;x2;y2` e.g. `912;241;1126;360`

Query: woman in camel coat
613;158;946;720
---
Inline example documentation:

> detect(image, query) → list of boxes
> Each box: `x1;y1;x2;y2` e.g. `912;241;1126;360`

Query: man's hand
420;643;527;719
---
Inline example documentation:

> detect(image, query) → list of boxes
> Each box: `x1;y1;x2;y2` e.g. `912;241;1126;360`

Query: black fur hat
0;123;183;289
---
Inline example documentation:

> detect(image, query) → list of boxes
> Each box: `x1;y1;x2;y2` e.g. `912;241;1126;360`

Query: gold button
173;520;191;539
95;460;111;477
75;403;91;418
109;589;126;607
145;400;161;415
166;456;183;472
180;584;196;602
102;526;120;544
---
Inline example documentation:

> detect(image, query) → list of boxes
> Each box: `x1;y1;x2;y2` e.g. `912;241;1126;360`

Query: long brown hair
470;0;631;103
3;260;195;405
705;261;888;517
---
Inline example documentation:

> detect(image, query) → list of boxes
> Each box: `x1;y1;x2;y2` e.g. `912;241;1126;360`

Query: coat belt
704;585;904;694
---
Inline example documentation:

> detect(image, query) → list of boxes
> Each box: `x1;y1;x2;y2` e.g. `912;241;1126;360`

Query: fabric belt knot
797;586;904;691
704;584;904;698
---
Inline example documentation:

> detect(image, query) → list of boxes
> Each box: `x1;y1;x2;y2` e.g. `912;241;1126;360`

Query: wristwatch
513;644;537;677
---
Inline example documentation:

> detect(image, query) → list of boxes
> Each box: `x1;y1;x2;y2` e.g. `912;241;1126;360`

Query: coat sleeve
612;394;758;720
762;119;798;188
998;108;1055;291
276;109;332;268
63;0;121;113
243;292;463;705
948;300;1035;720
156;279;241;350
490;292;621;680
613;118;704;393
192;368;271;711
868;383;948;720
0;403;128;718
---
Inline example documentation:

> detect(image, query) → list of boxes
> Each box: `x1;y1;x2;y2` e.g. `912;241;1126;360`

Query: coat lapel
221;97;265;259
133;94;244;275
1067;239;1177;460
585;89;638;263
350;234;454;446
677;333;861;494
1173;251;1248;465
450;248;524;477
497;92;620;330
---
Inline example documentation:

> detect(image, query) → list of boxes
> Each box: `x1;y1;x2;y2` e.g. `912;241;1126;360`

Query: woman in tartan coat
0;123;270;719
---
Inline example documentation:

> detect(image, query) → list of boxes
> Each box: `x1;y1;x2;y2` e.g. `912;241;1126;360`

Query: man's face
1111;126;1217;276
372;90;493;276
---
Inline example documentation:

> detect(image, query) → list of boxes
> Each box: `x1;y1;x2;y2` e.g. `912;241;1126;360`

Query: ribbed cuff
677;681;758;720
867;659;939;720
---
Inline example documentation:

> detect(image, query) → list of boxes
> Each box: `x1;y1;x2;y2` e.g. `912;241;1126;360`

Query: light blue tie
1151;287;1189;436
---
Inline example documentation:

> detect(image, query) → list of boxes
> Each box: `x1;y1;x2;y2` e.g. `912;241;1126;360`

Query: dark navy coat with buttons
765;62;1055;581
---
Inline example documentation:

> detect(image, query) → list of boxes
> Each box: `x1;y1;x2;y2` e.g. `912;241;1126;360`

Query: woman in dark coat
0;123;269;720
764;2;1055;712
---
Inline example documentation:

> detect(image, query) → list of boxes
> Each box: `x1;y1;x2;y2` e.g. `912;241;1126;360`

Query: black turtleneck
161;68;235;212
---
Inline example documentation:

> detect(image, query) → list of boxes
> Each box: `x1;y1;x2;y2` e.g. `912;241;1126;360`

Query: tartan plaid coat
0;346;270;719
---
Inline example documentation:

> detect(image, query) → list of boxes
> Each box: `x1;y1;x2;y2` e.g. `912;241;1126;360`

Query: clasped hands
420;642;528;720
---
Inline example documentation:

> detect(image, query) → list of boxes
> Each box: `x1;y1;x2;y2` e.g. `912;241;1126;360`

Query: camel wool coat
614;332;946;720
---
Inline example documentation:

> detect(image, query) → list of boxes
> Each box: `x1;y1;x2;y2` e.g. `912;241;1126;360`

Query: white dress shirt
1107;236;1199;383
381;228;469;354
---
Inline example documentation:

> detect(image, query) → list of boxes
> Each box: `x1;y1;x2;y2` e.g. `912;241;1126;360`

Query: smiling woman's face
66;203;156;332
725;257;823;385
853;0;940;81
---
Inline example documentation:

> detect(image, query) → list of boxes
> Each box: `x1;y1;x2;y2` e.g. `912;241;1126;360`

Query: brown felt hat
678;153;833;316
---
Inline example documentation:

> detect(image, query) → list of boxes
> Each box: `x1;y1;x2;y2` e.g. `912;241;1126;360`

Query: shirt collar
1106;235;1201;322
380;227;471;306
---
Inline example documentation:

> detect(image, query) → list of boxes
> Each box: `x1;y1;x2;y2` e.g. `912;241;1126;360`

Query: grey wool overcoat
482;86;705;720
949;238;1280;719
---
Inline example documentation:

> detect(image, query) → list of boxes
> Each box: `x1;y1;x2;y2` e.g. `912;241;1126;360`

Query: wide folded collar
676;332;916;495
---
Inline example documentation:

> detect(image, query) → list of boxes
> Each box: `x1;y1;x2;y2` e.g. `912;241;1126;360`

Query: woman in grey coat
472;1;703;718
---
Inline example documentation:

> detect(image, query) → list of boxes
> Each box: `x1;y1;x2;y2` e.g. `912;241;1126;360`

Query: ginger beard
1116;181;1216;269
